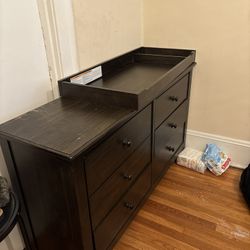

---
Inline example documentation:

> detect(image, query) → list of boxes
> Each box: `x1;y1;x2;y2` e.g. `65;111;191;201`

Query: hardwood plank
115;164;250;250
123;222;197;250
161;175;248;213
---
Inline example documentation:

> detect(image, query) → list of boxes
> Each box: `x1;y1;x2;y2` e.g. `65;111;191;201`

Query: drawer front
90;137;151;229
86;105;151;195
153;101;188;182
155;74;189;128
94;165;151;250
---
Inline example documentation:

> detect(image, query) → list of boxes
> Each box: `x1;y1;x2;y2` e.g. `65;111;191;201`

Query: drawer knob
122;174;133;181
168;123;177;129
124;202;134;210
169;96;178;102
165;146;175;152
122;139;132;147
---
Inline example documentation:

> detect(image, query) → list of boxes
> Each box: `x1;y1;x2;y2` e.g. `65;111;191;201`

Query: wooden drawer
94;165;151;250
86;105;151;195
90;137;151;229
153;101;188;182
154;74;189;128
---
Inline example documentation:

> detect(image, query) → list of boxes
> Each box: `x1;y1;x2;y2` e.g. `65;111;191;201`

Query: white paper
70;66;102;85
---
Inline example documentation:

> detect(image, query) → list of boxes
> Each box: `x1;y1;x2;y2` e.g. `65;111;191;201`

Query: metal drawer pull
167;123;177;129
122;174;133;181
122;139;132;147
169;96;178;102
124;202;134;210
165;146;175;152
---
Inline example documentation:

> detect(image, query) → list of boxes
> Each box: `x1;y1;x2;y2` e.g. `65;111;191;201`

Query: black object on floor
0;176;10;208
240;164;250;208
0;192;19;242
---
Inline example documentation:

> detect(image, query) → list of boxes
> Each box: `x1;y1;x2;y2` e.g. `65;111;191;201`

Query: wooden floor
114;164;250;250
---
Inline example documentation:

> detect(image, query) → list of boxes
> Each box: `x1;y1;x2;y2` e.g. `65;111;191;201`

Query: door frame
37;0;79;97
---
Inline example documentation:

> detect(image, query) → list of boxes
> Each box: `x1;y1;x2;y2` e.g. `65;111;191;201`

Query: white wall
72;0;143;69
0;0;53;249
143;0;250;142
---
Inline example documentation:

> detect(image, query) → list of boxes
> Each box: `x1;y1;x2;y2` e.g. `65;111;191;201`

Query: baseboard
186;129;250;169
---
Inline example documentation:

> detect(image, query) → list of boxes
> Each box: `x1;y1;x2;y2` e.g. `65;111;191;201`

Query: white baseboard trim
186;129;250;169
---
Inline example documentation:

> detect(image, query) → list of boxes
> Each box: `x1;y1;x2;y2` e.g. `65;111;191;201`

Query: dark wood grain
138;63;195;110
59;47;196;110
85;105;151;196
90;63;172;94
59;81;139;110
0;98;134;159
153;101;188;183
60;48;138;82
154;73;189;128
137;47;195;57
94;165;151;250
90;137;151;229
8;141;93;250
59;47;194;82
134;53;184;65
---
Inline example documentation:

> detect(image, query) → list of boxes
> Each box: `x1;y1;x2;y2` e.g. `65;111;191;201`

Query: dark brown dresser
0;47;196;250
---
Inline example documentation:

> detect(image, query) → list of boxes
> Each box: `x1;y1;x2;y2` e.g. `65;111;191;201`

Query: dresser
0;47;196;250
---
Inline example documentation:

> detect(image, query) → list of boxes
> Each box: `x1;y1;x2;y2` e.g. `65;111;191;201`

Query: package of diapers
201;144;231;176
177;148;207;174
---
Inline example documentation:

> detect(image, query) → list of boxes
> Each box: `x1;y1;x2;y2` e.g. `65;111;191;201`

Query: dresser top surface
0;98;134;159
